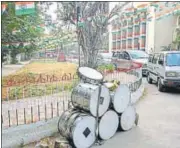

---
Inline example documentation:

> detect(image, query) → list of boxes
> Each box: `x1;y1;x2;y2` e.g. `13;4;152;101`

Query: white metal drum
71;83;110;117
98;110;119;140
78;67;103;84
58;110;96;148
112;84;131;113
119;106;136;131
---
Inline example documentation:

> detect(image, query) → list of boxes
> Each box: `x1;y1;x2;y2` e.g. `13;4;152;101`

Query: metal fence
1;68;142;129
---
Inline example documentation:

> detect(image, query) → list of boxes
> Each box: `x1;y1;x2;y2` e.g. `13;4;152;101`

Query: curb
131;84;145;105
2;117;59;148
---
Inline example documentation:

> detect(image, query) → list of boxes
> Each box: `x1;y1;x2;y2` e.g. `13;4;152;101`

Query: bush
5;79;79;100
97;64;115;72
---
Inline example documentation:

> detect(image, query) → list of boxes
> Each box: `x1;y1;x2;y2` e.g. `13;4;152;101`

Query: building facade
109;2;180;53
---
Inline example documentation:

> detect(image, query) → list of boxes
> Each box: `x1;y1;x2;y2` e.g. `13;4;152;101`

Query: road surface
95;79;180;148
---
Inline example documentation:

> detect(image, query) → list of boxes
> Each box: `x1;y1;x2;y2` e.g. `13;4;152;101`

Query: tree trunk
87;50;98;68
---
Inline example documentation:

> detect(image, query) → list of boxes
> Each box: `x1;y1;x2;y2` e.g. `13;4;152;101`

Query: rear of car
127;50;149;76
111;50;149;75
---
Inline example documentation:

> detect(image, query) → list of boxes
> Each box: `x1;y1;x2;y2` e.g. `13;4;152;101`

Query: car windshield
166;53;180;66
128;50;148;59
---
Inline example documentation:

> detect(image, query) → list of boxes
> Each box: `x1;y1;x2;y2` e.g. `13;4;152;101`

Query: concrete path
95;79;180;148
2;61;31;76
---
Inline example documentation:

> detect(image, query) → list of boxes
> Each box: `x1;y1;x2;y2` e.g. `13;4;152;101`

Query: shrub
97;64;115;72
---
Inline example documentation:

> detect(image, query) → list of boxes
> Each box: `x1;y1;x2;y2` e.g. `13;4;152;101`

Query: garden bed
2;62;78;100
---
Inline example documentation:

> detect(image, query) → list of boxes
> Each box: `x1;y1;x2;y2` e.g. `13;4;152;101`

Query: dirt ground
16;62;77;75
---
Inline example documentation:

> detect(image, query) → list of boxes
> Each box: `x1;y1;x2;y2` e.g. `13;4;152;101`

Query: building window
134;38;139;48
138;14;140;21
134;25;140;36
122;29;126;38
122;40;126;49
112;42;116;50
117;41;121;49
117;31;121;39
128;27;132;37
128;39;132;48
141;23;146;34
141;12;147;21
112;33;116;40
141;37;146;48
131;17;133;24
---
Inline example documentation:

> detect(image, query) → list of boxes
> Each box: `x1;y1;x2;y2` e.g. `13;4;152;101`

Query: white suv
147;51;180;92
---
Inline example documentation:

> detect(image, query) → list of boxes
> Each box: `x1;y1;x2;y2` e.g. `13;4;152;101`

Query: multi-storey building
109;2;180;53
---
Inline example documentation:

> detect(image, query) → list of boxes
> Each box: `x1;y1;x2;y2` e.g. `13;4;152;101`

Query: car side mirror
158;60;163;65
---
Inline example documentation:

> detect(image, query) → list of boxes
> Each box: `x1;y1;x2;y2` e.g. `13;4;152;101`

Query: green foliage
2;2;44;63
7;80;78;100
106;64;115;71
173;29;180;49
97;64;115;72
161;44;171;51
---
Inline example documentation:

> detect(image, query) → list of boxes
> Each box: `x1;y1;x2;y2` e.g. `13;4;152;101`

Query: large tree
1;2;44;63
55;2;129;68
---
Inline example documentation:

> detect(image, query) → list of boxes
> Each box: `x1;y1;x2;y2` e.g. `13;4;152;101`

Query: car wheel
158;78;165;92
147;73;153;84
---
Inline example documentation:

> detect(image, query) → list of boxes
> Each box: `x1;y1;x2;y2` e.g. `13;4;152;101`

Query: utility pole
77;4;81;67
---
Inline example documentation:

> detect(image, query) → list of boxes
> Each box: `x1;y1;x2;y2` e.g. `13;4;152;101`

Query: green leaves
2;2;44;63
2;2;43;42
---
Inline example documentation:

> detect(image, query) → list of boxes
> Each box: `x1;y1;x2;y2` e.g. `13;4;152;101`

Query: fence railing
2;67;142;129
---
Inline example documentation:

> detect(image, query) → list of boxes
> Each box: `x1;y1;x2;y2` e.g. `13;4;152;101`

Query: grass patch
2;62;78;100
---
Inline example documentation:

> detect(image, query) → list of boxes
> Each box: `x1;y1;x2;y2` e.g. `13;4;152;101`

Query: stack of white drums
58;67;138;148
105;83;138;131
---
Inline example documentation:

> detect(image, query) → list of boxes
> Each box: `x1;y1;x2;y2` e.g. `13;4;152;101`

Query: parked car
111;50;149;76
147;51;180;92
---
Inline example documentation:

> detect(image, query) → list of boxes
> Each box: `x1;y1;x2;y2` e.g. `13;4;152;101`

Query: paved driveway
95;79;180;148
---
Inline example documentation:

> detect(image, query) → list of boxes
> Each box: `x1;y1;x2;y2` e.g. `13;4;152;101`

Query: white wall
154;15;177;52
146;7;156;54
